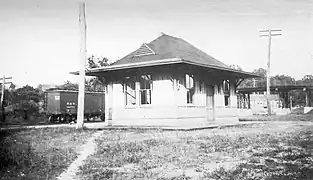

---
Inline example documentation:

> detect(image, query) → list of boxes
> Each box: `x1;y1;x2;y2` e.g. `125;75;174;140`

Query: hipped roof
71;34;259;78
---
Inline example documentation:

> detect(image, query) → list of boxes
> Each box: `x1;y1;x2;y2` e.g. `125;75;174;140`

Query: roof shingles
111;34;229;69
73;34;259;78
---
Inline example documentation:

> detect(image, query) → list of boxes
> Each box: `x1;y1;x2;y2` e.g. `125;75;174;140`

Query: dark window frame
139;74;152;105
124;77;137;106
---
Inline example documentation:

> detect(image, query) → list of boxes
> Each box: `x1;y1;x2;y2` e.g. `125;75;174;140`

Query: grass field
77;115;313;180
0;127;96;180
240;113;313;122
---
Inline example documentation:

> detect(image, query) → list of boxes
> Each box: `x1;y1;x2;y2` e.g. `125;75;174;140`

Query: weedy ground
77;114;313;180
0;127;96;180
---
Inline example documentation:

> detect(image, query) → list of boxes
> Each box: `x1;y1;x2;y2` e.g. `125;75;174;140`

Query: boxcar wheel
58;115;63;123
100;114;105;121
48;115;54;123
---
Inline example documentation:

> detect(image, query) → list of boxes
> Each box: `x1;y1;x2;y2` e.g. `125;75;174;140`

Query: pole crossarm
260;29;282;32
0;77;12;81
260;34;282;37
0;82;12;85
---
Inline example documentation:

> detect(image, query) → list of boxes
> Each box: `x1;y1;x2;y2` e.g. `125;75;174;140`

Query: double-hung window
139;75;152;105
125;77;136;106
223;80;230;107
186;74;195;104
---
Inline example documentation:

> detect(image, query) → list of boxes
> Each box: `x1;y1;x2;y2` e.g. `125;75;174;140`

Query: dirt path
57;130;104;180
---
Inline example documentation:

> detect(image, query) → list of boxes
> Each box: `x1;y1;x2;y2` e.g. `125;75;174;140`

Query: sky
0;0;312;88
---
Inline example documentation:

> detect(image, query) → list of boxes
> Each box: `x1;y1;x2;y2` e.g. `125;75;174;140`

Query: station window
125;77;136;105
186;74;195;104
223;80;230;107
139;75;152;105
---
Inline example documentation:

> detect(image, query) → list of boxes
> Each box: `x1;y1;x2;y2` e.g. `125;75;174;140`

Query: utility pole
260;29;282;115
0;76;12;122
77;1;87;129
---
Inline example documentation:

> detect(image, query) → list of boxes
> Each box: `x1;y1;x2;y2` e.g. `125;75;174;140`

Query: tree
87;55;110;69
97;56;110;67
5;85;45;118
13;85;43;104
37;84;43;91
85;55;110;92
87;55;99;69
57;81;79;90
228;64;243;71
239;68;267;88
301;75;313;86
9;83;16;91
271;75;295;86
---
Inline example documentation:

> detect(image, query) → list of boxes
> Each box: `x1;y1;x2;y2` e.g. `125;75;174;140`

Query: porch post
243;94;246;109
105;81;113;126
213;84;219;120
135;81;140;105
305;90;309;107
229;80;237;108
248;93;251;109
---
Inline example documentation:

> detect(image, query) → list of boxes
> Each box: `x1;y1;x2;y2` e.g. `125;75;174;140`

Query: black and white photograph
0;0;313;179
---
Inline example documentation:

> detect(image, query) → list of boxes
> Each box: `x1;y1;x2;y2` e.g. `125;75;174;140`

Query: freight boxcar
44;89;105;123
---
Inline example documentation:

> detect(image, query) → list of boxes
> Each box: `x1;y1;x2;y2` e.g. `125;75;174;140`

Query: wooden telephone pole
260;29;282;115
0;76;12;121
77;1;87;129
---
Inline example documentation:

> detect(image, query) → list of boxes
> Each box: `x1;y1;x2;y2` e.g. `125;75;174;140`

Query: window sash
125;81;136;105
140;89;151;105
140;75;152;90
124;74;152;106
224;95;230;107
185;74;194;89
187;88;195;104
186;74;195;104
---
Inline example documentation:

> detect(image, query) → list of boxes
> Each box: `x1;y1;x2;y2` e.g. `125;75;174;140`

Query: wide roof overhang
70;58;261;79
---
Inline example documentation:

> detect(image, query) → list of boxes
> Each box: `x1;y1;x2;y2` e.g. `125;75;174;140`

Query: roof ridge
148;33;181;44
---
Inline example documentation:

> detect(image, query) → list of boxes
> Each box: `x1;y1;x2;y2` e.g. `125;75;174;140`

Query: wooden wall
104;68;239;126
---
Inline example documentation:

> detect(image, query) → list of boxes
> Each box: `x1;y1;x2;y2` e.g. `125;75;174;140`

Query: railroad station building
75;34;258;126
